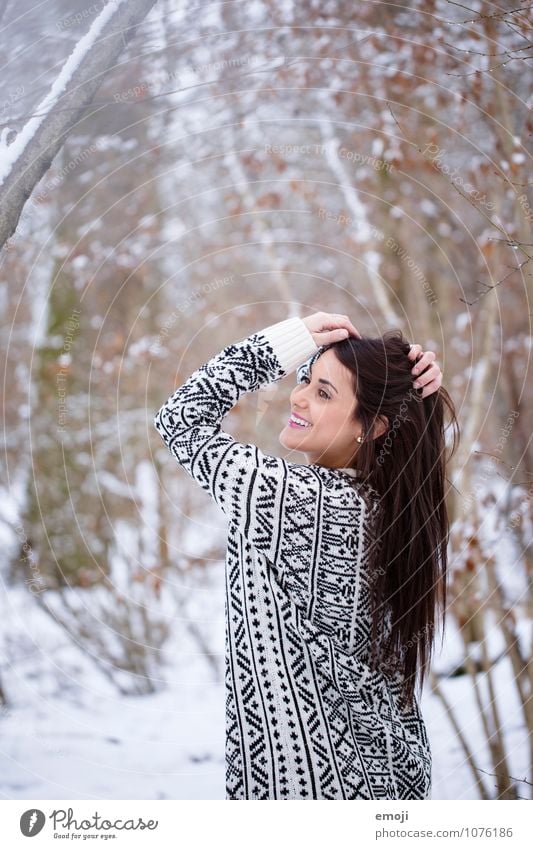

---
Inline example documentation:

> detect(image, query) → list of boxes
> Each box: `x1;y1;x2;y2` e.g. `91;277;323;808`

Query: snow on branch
0;0;158;250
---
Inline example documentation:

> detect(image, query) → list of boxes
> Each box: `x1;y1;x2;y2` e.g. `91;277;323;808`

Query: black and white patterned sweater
153;315;432;800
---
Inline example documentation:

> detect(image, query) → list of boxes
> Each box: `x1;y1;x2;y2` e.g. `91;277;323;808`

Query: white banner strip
1;799;531;848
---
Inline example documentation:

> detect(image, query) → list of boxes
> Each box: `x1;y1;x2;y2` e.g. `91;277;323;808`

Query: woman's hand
301;311;361;346
301;312;442;398
407;344;442;398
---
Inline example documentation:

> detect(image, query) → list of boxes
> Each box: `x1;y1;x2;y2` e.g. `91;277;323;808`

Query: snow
371;137;384;157
135;460;159;570
0;0;127;187
0;0;530;800
420;199;438;216
71;254;89;270
1;574;528;800
0;581;225;800
455;312;471;332
319;122;374;245
427;651;529;800
98;472;137;502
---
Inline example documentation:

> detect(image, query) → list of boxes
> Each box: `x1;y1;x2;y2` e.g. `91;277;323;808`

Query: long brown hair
325;329;460;709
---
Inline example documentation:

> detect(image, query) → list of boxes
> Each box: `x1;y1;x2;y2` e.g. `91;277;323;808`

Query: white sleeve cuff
260;316;318;375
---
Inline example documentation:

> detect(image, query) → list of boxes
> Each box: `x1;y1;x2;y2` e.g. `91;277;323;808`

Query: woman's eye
297;374;330;400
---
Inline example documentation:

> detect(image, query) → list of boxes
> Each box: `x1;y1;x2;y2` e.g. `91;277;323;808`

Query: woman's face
278;348;362;469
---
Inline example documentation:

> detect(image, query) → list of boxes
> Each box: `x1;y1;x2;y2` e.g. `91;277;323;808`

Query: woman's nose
291;386;308;407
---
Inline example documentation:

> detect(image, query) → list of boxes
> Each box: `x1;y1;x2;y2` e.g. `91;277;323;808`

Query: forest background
0;0;532;800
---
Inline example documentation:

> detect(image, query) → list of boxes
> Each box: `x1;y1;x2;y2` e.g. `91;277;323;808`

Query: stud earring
356;434;364;443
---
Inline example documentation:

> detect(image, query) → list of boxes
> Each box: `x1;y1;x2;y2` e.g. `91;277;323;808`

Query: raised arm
153;316;322;564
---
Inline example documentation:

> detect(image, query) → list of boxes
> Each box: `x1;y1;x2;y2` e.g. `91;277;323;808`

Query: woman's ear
373;414;389;440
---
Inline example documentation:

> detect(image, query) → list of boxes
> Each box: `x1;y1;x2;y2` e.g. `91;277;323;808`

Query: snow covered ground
1;576;529;801
0;583;225;800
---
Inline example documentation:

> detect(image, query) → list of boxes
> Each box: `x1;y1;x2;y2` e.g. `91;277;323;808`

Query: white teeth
290;414;311;427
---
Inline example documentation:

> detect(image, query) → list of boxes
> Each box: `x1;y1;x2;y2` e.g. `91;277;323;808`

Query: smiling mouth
288;413;312;429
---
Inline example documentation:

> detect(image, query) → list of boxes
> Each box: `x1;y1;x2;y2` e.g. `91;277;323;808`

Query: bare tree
0;0;157;249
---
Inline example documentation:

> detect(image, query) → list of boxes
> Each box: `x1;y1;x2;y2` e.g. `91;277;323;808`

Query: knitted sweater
153;316;432;800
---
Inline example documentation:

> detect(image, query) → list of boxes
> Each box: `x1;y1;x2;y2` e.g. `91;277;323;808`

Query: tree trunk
0;0;157;249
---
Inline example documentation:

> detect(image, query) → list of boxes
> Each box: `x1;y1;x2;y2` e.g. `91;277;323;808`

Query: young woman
153;310;459;800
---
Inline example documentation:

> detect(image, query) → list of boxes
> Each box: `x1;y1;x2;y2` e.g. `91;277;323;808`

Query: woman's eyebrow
305;361;338;394
318;378;338;394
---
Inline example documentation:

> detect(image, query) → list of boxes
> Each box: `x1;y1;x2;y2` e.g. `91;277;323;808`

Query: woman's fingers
305;319;443;397
407;343;423;364
335;314;361;338
411;349;436;375
318;312;360;338
407;347;441;397
318;327;352;344
418;377;442;398
303;312;361;340
413;362;442;397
